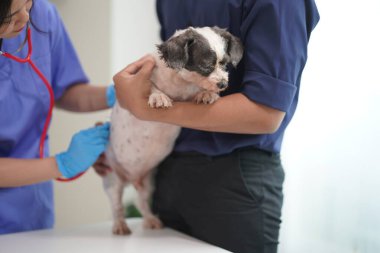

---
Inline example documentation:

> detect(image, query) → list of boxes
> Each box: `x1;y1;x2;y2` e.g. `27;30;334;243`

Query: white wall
279;0;380;252
110;0;160;73
49;0;112;228
49;0;159;228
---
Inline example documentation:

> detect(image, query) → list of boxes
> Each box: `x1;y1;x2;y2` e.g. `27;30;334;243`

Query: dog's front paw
194;91;220;104
143;216;163;230
148;93;173;108
112;220;131;235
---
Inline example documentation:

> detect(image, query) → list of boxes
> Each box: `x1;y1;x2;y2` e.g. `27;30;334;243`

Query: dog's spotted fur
103;26;243;235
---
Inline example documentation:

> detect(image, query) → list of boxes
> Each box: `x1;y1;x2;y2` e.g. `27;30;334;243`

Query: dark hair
0;0;43;34
0;0;39;28
0;0;12;27
0;0;42;50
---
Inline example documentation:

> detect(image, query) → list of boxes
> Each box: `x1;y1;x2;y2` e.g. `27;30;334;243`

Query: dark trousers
152;147;285;253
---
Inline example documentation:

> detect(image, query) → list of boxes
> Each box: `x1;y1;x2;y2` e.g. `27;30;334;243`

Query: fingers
89;122;110;134
113;55;155;89
93;121;111;138
93;154;112;177
139;60;155;76
84;123;110;138
76;122;110;146
112;55;155;112
93;164;112;177
96;123;111;140
116;55;156;77
96;122;110;135
125;55;155;74
96;122;110;130
82;122;109;133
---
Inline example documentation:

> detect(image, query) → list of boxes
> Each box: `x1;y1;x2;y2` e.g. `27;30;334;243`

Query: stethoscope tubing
1;27;85;182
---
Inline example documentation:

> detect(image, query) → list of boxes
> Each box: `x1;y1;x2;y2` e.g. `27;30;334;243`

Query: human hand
93;153;112;177
113;55;156;118
92;122;112;177
55;123;110;178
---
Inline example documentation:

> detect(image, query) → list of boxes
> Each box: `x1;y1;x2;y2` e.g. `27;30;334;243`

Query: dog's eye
219;59;227;66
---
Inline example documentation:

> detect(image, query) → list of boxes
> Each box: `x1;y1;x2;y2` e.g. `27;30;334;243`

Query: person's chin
15;25;26;33
3;32;22;39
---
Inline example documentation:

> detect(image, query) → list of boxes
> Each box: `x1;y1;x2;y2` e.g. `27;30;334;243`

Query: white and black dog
103;26;243;235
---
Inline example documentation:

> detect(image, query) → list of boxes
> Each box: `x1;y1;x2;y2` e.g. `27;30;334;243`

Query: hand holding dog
113;55;156;119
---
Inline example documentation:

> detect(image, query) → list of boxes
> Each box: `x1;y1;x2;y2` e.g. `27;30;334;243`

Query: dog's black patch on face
157;33;189;70
157;29;217;77
211;27;244;68
185;33;217;76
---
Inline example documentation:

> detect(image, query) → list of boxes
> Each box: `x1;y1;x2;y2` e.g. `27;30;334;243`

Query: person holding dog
111;0;320;253
0;0;115;234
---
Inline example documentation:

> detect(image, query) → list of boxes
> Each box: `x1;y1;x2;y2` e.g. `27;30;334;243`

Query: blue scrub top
157;0;320;155
0;0;88;234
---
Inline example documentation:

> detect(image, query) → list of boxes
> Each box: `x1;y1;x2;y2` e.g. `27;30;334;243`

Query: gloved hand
106;84;116;107
55;123;110;178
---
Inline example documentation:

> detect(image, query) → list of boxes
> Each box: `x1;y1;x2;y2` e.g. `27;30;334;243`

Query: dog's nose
217;82;228;90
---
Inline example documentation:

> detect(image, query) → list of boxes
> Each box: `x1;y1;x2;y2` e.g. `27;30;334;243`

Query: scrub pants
152;147;285;253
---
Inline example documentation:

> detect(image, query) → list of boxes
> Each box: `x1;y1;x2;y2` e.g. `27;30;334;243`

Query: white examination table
0;218;230;253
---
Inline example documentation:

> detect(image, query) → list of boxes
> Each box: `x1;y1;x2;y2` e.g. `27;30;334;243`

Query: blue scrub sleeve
47;4;89;100
240;1;310;112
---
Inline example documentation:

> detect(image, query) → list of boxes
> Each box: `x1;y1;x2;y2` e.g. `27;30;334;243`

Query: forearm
0;157;62;187
113;57;284;134
56;84;109;112
132;93;285;134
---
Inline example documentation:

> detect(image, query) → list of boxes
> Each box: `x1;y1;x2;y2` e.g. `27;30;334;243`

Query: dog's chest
151;56;201;101
108;103;180;179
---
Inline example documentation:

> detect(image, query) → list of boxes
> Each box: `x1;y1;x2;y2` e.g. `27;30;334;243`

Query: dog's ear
157;30;195;70
212;27;244;67
226;34;244;67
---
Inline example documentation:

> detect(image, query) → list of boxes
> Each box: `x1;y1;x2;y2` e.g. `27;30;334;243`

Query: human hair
0;0;38;28
0;0;41;49
0;0;13;27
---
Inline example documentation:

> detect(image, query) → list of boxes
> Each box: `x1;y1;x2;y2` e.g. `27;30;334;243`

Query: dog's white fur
103;27;241;235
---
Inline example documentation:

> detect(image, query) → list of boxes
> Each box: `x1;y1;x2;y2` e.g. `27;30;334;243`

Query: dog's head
157;26;243;92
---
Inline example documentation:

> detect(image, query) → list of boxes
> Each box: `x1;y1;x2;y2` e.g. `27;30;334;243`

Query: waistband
170;146;279;159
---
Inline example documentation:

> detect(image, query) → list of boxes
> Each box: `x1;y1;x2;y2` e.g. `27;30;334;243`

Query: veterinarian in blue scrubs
0;0;115;234
112;0;320;252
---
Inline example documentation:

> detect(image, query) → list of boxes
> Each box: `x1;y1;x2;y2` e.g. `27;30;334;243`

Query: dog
103;26;243;235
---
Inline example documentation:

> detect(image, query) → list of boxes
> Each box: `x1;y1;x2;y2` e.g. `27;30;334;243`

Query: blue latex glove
106;84;116;107
55;123;110;178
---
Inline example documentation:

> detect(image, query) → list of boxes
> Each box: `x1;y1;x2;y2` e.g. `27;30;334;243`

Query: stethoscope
0;24;84;182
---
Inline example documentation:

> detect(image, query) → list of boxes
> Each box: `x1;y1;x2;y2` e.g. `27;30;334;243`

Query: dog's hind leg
103;171;130;235
134;172;163;229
